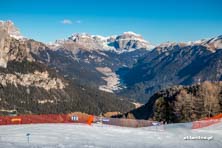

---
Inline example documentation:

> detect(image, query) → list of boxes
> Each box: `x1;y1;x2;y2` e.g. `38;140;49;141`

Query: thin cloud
75;20;82;24
60;19;82;25
61;19;73;25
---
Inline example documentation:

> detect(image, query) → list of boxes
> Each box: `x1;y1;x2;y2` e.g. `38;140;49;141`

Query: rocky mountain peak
200;35;222;51
155;35;222;53
114;32;154;51
69;33;93;41
52;32;154;53
0;20;23;40
0;21;34;68
117;31;143;40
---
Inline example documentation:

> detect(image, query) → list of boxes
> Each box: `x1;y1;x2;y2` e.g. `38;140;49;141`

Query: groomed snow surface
0;122;222;148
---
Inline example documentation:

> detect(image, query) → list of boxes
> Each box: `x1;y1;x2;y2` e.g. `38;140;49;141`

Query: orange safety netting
0;113;161;128
3;113;222;129
192;113;222;129
0;113;94;126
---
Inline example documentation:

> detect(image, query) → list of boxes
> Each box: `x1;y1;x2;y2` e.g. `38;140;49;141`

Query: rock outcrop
0;21;33;68
0;71;66;90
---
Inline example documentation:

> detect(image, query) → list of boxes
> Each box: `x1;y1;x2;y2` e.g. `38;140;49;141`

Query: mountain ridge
1;20;222;106
0;20;135;116
118;34;222;102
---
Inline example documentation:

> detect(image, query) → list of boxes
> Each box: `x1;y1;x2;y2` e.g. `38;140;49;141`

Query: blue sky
0;0;222;44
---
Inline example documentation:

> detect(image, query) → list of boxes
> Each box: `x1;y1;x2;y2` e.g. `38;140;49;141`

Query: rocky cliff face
117;81;222;123
0;30;10;68
0;37;34;68
0;21;33;68
0;71;65;90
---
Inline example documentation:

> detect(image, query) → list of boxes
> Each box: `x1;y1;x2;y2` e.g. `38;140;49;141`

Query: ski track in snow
0;123;221;148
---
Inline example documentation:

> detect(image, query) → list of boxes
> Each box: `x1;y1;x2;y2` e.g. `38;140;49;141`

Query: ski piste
0;119;222;148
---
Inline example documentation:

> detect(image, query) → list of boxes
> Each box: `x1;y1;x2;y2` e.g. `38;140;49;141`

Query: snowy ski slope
0;122;221;148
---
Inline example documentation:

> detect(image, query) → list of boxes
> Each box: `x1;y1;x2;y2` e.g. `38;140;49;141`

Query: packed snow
0;122;221;148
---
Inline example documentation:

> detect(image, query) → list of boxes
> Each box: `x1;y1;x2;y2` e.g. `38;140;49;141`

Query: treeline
116;81;222;123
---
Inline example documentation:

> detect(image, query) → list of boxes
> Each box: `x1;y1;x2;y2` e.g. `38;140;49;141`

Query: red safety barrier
4;113;222;129
0;113;93;126
192;113;222;129
0;113;160;128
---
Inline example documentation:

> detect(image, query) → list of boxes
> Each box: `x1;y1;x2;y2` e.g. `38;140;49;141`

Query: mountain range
118;35;222;102
1;20;222;121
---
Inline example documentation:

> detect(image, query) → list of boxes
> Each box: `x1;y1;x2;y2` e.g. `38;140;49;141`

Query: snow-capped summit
184;35;222;52
114;31;154;51
155;42;179;53
0;20;24;40
123;31;141;36
117;31;150;44
201;35;222;51
69;33;92;41
65;33;115;51
51;32;154;53
156;35;222;53
158;41;177;48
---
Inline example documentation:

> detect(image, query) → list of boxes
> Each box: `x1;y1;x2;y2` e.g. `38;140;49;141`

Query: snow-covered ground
0;122;221;148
